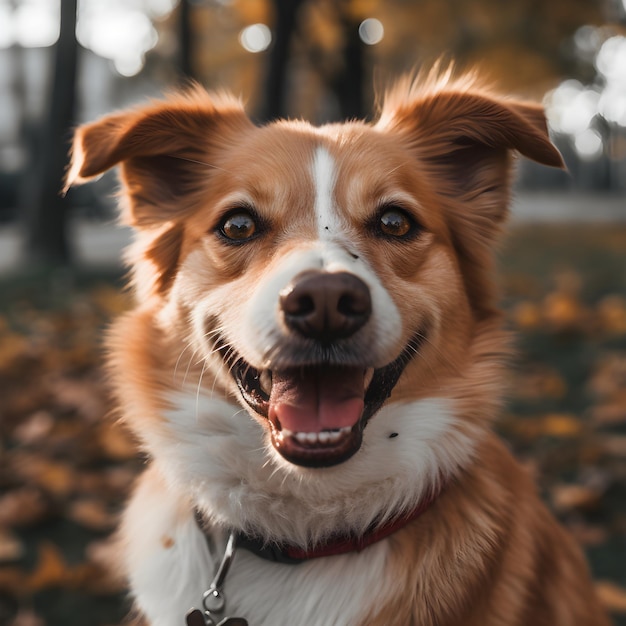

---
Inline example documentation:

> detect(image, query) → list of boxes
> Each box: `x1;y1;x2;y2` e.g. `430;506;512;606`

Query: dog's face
169;124;466;469
68;77;562;524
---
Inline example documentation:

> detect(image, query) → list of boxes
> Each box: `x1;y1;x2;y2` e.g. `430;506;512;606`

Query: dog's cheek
371;239;465;332
143;223;185;295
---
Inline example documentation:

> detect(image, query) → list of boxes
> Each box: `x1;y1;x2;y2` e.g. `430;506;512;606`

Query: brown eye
379;209;412;238
220;211;257;241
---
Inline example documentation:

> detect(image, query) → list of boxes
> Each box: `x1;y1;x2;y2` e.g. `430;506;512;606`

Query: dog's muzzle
216;270;423;468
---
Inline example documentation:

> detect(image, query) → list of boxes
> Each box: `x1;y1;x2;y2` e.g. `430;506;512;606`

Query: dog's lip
215;332;426;467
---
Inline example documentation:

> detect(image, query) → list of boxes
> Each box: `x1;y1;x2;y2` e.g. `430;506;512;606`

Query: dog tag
186;608;210;626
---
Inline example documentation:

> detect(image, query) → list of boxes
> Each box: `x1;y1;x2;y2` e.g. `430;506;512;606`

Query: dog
66;69;610;626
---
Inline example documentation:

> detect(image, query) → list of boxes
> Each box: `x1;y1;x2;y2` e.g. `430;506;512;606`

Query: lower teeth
282;427;351;445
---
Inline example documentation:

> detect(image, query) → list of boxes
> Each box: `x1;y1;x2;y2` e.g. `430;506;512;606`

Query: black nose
280;271;372;341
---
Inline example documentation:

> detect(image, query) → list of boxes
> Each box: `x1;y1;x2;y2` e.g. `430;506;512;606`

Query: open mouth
218;334;425;468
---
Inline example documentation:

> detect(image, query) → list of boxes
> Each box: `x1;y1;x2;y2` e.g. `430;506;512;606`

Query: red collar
197;487;442;565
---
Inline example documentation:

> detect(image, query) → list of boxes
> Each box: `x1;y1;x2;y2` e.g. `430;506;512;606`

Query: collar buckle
185;532;249;626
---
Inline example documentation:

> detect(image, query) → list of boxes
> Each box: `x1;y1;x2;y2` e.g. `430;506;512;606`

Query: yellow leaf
69;499;116;532
551;484;601;512
98;423;138;461
541;413;583;438
543;292;586;330
597;295;626;335
16;459;75;498
595;580;626;613
511;301;541;330
0;333;29;367
28;543;68;591
0;529;23;563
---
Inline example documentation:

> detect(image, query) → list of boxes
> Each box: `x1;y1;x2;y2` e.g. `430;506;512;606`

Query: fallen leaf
98;423;138;461
91;285;131;316
11;411;54;445
541;413;584;438
27;542;68;591
51;376;107;423
68;499;117;532
511;368;567;400
0;530;24;563
13;458;76;499
0;567;26;597
0;488;53;527
599;435;626;457
590;403;626;426
595;580;626;613
597;295;626;335
551;483;602;512
542;292;587;332
588;353;626;399
0;334;29;368
511;301;542;329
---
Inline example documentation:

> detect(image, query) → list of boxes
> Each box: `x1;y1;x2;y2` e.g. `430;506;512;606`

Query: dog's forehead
218;120;413;206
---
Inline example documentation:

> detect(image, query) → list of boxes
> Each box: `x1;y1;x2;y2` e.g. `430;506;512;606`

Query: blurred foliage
153;0;609;121
0;225;626;624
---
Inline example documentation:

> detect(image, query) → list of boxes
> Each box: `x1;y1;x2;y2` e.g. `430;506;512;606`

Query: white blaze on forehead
312;146;341;239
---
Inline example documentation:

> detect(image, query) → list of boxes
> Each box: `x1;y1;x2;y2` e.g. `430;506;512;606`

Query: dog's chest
225;543;393;625
126;504;396;626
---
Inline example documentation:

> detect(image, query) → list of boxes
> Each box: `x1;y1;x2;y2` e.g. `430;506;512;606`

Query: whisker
166;154;230;173
195;359;208;422
174;341;194;381
182;348;201;387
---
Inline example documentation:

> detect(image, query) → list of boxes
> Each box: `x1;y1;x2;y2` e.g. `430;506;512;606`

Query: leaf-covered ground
1;224;626;626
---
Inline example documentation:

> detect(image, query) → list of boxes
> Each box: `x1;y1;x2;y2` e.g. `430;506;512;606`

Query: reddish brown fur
368;436;608;625
67;72;609;625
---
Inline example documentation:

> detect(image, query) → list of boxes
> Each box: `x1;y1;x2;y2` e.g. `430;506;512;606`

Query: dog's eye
220;211;257;241
378;208;413;238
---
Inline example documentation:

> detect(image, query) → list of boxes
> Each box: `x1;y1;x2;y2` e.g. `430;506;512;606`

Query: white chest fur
122;471;395;626
123;390;477;625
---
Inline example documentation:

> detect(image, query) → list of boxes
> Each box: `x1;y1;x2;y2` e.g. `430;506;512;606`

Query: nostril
294;295;314;316
280;287;315;317
338;292;369;317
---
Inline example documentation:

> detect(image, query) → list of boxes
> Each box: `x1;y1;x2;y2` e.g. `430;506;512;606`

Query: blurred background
0;1;625;625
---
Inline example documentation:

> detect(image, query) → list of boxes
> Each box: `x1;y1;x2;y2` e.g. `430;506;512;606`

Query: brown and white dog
67;70;610;626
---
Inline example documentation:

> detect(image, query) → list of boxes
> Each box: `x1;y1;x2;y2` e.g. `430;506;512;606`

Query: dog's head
68;74;562;482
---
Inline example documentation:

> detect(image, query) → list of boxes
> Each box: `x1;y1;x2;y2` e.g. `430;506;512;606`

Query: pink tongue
269;367;365;434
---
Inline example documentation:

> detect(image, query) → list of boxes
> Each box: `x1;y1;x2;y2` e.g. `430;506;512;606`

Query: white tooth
364;368;375;390
340;426;352;434
282;428;293;437
318;431;330;443
328;431;341;443
306;432;318;444
295;432;308;444
259;370;272;394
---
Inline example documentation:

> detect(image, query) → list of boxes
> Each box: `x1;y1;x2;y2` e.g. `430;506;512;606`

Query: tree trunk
21;0;78;267
261;0;305;121
178;0;195;82
335;11;365;120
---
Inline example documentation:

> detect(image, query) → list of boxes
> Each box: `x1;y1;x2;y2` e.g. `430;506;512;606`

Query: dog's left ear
376;84;564;224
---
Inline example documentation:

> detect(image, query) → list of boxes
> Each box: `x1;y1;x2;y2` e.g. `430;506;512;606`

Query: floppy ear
65;87;253;227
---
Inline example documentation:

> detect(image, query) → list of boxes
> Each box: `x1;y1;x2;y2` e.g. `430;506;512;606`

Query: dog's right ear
65;88;253;227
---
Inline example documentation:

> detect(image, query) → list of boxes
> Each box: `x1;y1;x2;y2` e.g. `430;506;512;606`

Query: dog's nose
280;271;372;341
